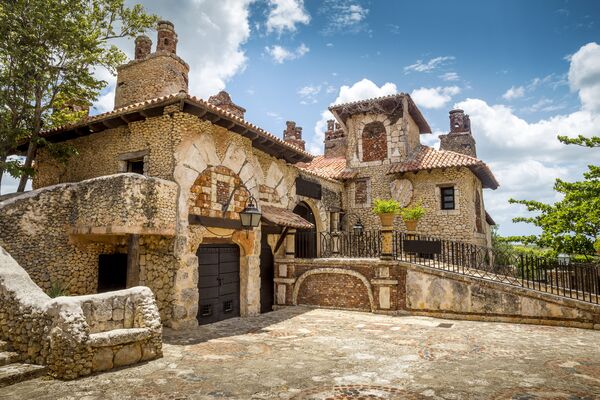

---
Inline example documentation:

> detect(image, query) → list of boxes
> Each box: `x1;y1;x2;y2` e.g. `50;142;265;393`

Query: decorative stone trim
274;278;296;284
370;279;398;285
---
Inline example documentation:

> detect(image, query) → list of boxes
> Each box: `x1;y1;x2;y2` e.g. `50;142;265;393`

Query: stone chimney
156;20;177;53
283;121;305;151
323;119;347;158
208;91;246;119
134;35;152;60
439;109;477;157
114;21;189;109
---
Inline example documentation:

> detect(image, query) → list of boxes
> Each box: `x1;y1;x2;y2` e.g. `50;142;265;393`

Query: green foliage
594;237;600;253
372;199;401;215
0;0;158;189
509;135;599;256
47;281;69;298
401;203;426;221
557;134;600;148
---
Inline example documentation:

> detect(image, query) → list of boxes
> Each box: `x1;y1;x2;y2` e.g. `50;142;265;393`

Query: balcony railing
312;231;600;305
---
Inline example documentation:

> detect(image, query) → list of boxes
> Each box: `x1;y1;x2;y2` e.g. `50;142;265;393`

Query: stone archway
292;268;375;312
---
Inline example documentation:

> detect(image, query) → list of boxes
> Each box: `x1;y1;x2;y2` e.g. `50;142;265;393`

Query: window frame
440;186;456;210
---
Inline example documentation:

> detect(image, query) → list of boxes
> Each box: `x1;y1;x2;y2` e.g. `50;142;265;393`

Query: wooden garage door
196;244;240;325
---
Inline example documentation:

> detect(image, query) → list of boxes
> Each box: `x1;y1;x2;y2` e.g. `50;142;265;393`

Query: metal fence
315;230;600;304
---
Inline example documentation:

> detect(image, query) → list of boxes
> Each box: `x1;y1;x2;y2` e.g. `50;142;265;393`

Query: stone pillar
156;20;178;54
380;226;394;261
285;229;296;259
126;234;140;288
134;35;152;60
331;232;340;256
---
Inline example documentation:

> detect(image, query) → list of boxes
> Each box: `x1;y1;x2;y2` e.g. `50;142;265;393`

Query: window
440;187;455;210
127;159;145;174
361;121;387;162
354;179;369;206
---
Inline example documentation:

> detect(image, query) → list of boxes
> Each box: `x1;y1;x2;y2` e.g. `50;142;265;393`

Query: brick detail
283;121;305;151
156;21;177;54
297;273;371;310
354;179;368;206
189;166;247;220
361;121;387;162
324;119;347;158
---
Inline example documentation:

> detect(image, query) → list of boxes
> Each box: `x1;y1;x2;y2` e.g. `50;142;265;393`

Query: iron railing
314;231;600;304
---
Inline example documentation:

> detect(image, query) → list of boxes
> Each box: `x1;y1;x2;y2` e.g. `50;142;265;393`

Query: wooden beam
188;214;242;230
274;226;290;253
126;234;140;288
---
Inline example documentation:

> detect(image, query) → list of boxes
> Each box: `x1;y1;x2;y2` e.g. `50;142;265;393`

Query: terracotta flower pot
405;219;418;232
378;213;396;227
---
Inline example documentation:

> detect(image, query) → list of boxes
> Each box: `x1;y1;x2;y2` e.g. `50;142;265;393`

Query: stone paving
1;306;599;399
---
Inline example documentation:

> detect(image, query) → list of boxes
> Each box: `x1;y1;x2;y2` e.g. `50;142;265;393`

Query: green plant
401;204;426;221
594;238;600;253
47;281;69;298
372;199;401;215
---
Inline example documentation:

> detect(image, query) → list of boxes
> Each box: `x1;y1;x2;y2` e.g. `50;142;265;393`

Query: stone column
126;234;140;288
380;225;394;261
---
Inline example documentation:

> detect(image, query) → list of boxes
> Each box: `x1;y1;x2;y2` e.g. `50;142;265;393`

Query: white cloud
568;42;600;112
453;43;600;235
320;1;369;34
310;79;397;154
266;0;310;34
439;72;459;81
404;56;455;74
265;43;309;63
411;86;461;109
298;84;321;104
502;85;525;100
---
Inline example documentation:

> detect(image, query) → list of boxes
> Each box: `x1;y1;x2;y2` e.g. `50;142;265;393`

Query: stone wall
0;246;162;379
274;257;600;330
344;165;489;246
0;174;177;320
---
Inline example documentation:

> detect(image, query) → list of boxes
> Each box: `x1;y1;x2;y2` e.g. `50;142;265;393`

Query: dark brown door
293;202;317;258
259;239;274;313
196;244;240;325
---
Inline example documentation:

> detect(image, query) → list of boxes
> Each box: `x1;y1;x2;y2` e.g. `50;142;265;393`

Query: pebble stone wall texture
0;246;162;379
340;110;489;246
275;258;600;330
0;174;178;321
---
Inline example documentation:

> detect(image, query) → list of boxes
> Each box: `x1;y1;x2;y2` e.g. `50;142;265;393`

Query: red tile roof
388;146;499;189
17;92;312;163
261;205;314;229
296;156;357;180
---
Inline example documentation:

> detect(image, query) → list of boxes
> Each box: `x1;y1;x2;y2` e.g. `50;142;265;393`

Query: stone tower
114;21;189;109
439;109;477;157
283;121;306;151
324;119;347;158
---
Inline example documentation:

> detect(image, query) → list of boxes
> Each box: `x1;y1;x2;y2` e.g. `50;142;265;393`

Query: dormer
328;93;431;167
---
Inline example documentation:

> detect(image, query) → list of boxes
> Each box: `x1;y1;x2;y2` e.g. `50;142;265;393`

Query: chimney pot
134;35;152;60
156;20;177;54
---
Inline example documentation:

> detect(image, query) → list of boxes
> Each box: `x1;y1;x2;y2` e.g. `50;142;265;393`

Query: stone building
1;21;498;330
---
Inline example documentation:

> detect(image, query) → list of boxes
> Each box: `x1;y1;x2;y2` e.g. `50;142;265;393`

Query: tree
508;135;600;257
0;0;158;192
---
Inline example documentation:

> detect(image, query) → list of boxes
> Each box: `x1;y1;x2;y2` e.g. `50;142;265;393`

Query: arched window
361;121;387;162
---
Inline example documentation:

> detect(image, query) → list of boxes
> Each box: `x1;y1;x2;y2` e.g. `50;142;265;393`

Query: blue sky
4;0;600;238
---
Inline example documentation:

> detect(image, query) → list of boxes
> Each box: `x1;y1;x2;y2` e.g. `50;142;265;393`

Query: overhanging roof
328;93;432;134
261;205;314;230
16;92;313;164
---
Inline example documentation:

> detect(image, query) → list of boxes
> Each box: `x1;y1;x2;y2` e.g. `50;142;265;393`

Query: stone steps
0;363;48;388
0;351;19;367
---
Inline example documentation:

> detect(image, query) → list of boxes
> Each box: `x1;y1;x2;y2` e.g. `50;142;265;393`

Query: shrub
372;199;401;215
401;204;426;221
594;237;600;254
47;281;69;298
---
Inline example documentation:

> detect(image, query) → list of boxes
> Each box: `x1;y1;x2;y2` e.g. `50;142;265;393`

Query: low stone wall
0;246;162;379
275;258;600;329
0;174;177;318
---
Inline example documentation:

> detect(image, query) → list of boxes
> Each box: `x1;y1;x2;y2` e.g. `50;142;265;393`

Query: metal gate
196;244;240;325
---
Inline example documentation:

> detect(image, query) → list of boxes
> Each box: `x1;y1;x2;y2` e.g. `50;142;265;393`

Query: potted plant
401;203;426;231
594;237;600;256
372;198;401;226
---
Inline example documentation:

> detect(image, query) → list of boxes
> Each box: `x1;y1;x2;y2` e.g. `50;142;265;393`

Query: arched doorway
293;202;317;258
196;244;240;325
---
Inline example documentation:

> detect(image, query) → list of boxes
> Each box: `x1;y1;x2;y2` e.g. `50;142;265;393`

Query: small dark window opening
441;187;455;210
127;159;144;174
223;300;233;313
97;254;128;293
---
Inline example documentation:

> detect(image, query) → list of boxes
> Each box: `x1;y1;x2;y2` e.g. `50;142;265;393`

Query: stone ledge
370;279;398;285
90;328;154;347
70;225;176;236
274;278;296;284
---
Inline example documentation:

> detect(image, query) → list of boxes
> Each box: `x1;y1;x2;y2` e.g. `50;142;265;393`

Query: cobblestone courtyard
1;306;599;399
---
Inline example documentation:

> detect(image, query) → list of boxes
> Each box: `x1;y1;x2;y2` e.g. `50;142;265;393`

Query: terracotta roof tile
388;146;499;189
296;156;356;180
261;205;314;229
